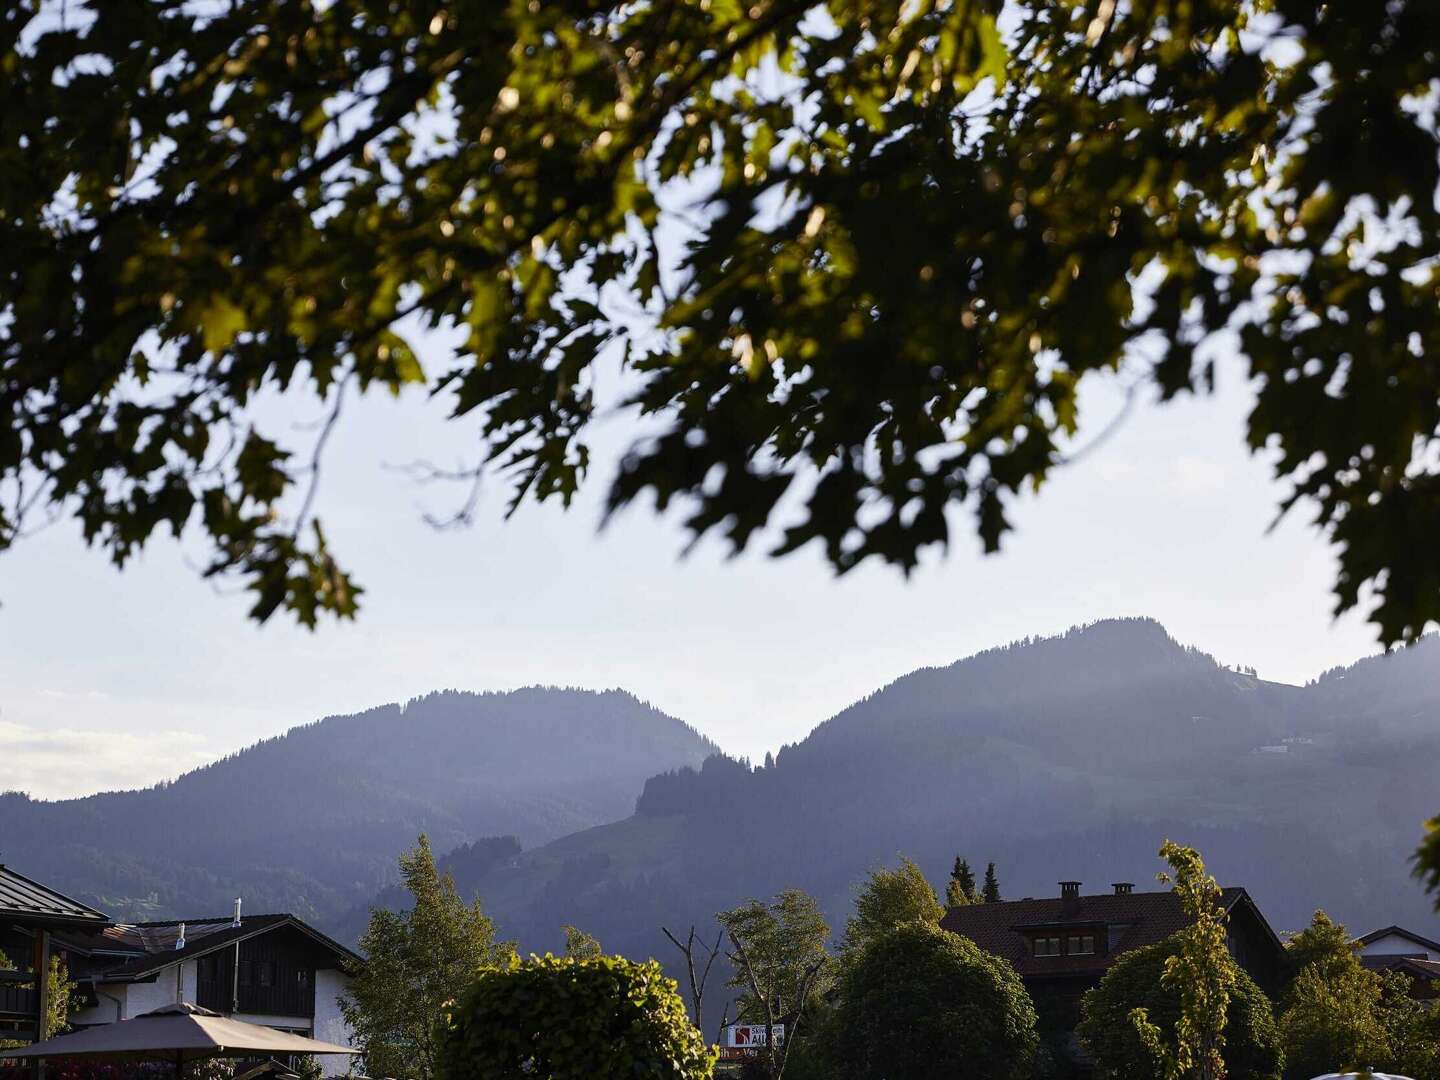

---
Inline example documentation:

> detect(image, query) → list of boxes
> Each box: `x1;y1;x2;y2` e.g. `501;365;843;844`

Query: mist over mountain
463;619;1440;964
0;687;717;923
5;619;1437;964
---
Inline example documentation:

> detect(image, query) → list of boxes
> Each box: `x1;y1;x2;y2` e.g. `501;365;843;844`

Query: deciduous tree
0;950;74;1046
662;923;724;1040
436;954;715;1080
1416;817;1440;912
1276;911;1440;1080
832;920;1039;1080
1078;941;1281;1080
4;1;1440;648
340;835;514;1080
842;856;944;958
1282;910;1357;991
562;925;602;960
1128;841;1240;1080
718;890;831;1080
1278;962;1387;1080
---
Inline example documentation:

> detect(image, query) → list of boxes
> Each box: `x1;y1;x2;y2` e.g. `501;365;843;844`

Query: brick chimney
1060;881;1081;900
1112;882;1134;895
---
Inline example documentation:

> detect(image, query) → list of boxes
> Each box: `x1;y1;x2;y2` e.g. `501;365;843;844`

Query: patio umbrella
0;1002;357;1077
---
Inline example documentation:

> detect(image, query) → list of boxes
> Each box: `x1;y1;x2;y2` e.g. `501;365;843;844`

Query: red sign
718;1047;762;1061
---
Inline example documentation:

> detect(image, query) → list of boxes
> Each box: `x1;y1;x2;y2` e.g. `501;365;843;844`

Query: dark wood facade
194;929;319;1018
0;865;111;1080
0;968;39;1042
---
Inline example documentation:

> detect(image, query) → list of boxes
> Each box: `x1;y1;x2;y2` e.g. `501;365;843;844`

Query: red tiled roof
939;887;1249;979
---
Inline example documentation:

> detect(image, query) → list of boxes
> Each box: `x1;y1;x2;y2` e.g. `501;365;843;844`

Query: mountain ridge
4;618;1435;962
459;620;1440;964
0;686;718;924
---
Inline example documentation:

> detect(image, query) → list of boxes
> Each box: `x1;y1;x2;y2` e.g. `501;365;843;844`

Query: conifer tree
983;862;1002;903
947;857;979;908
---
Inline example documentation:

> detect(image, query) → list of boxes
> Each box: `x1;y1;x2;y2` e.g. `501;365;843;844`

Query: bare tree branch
726;926;825;1080
663;924;724;1037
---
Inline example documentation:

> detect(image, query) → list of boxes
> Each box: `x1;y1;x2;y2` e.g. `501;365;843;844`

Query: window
1032;936;1062;957
258;961;275;988
1069;935;1095;955
296;969;312;991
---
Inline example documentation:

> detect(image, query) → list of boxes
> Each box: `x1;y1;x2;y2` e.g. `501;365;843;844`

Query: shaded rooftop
0;865;109;929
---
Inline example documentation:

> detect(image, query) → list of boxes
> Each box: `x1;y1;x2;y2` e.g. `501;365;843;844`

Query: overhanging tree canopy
2;0;1438;637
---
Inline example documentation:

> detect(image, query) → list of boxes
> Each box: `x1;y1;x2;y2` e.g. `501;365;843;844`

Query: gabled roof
0;865;110;928
1361;955;1440;981
73;915;361;981
1357;925;1440;954
939;887;1262;979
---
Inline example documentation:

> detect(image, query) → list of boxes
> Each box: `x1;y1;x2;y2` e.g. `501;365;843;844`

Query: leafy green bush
832;920;1039;1080
436;953;715;1080
1078;940;1282;1080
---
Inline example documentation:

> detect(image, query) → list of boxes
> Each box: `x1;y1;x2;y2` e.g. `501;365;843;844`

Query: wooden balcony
0;969;36;1021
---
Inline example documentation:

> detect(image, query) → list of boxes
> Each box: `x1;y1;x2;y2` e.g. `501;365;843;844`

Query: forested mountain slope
7;619;1436;962
466;620;1440;963
0;688;716;924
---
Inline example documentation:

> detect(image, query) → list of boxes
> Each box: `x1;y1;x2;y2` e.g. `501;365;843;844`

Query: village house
1;865;358;1076
1;864;112;1046
1357;924;1440;999
940;879;1287;1038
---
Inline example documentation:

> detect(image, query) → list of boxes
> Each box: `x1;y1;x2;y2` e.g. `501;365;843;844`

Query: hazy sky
0;350;1383;800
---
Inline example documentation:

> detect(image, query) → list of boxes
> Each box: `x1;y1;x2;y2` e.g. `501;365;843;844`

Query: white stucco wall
123;975;179;1018
72;960;194;1026
68;955;355;1077
68;984;127;1026
312;968;355;1078
179;959;198;1003
1360;931;1437;959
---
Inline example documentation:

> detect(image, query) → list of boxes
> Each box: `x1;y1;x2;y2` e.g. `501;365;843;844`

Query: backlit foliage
2;1;1438;640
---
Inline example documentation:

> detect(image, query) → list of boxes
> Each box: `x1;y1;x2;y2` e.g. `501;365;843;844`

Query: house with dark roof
939;880;1286;1037
0;864;111;1048
1;866;359;1076
1356;925;1440;999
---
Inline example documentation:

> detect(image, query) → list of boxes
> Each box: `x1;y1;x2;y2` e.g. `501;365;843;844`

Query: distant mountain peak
0;684;717;925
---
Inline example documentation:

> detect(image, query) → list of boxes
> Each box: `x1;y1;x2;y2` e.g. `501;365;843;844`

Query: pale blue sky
0;355;1382;799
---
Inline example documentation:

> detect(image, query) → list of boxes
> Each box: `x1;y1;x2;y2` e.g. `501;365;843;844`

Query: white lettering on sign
721;1024;785;1048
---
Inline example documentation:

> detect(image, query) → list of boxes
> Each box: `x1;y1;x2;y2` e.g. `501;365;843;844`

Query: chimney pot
1112;882;1134;895
232;898;243;928
1060;881;1081;900
175;923;186;950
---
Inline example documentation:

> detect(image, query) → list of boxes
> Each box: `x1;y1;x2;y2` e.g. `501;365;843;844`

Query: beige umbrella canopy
0;1002;357;1074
